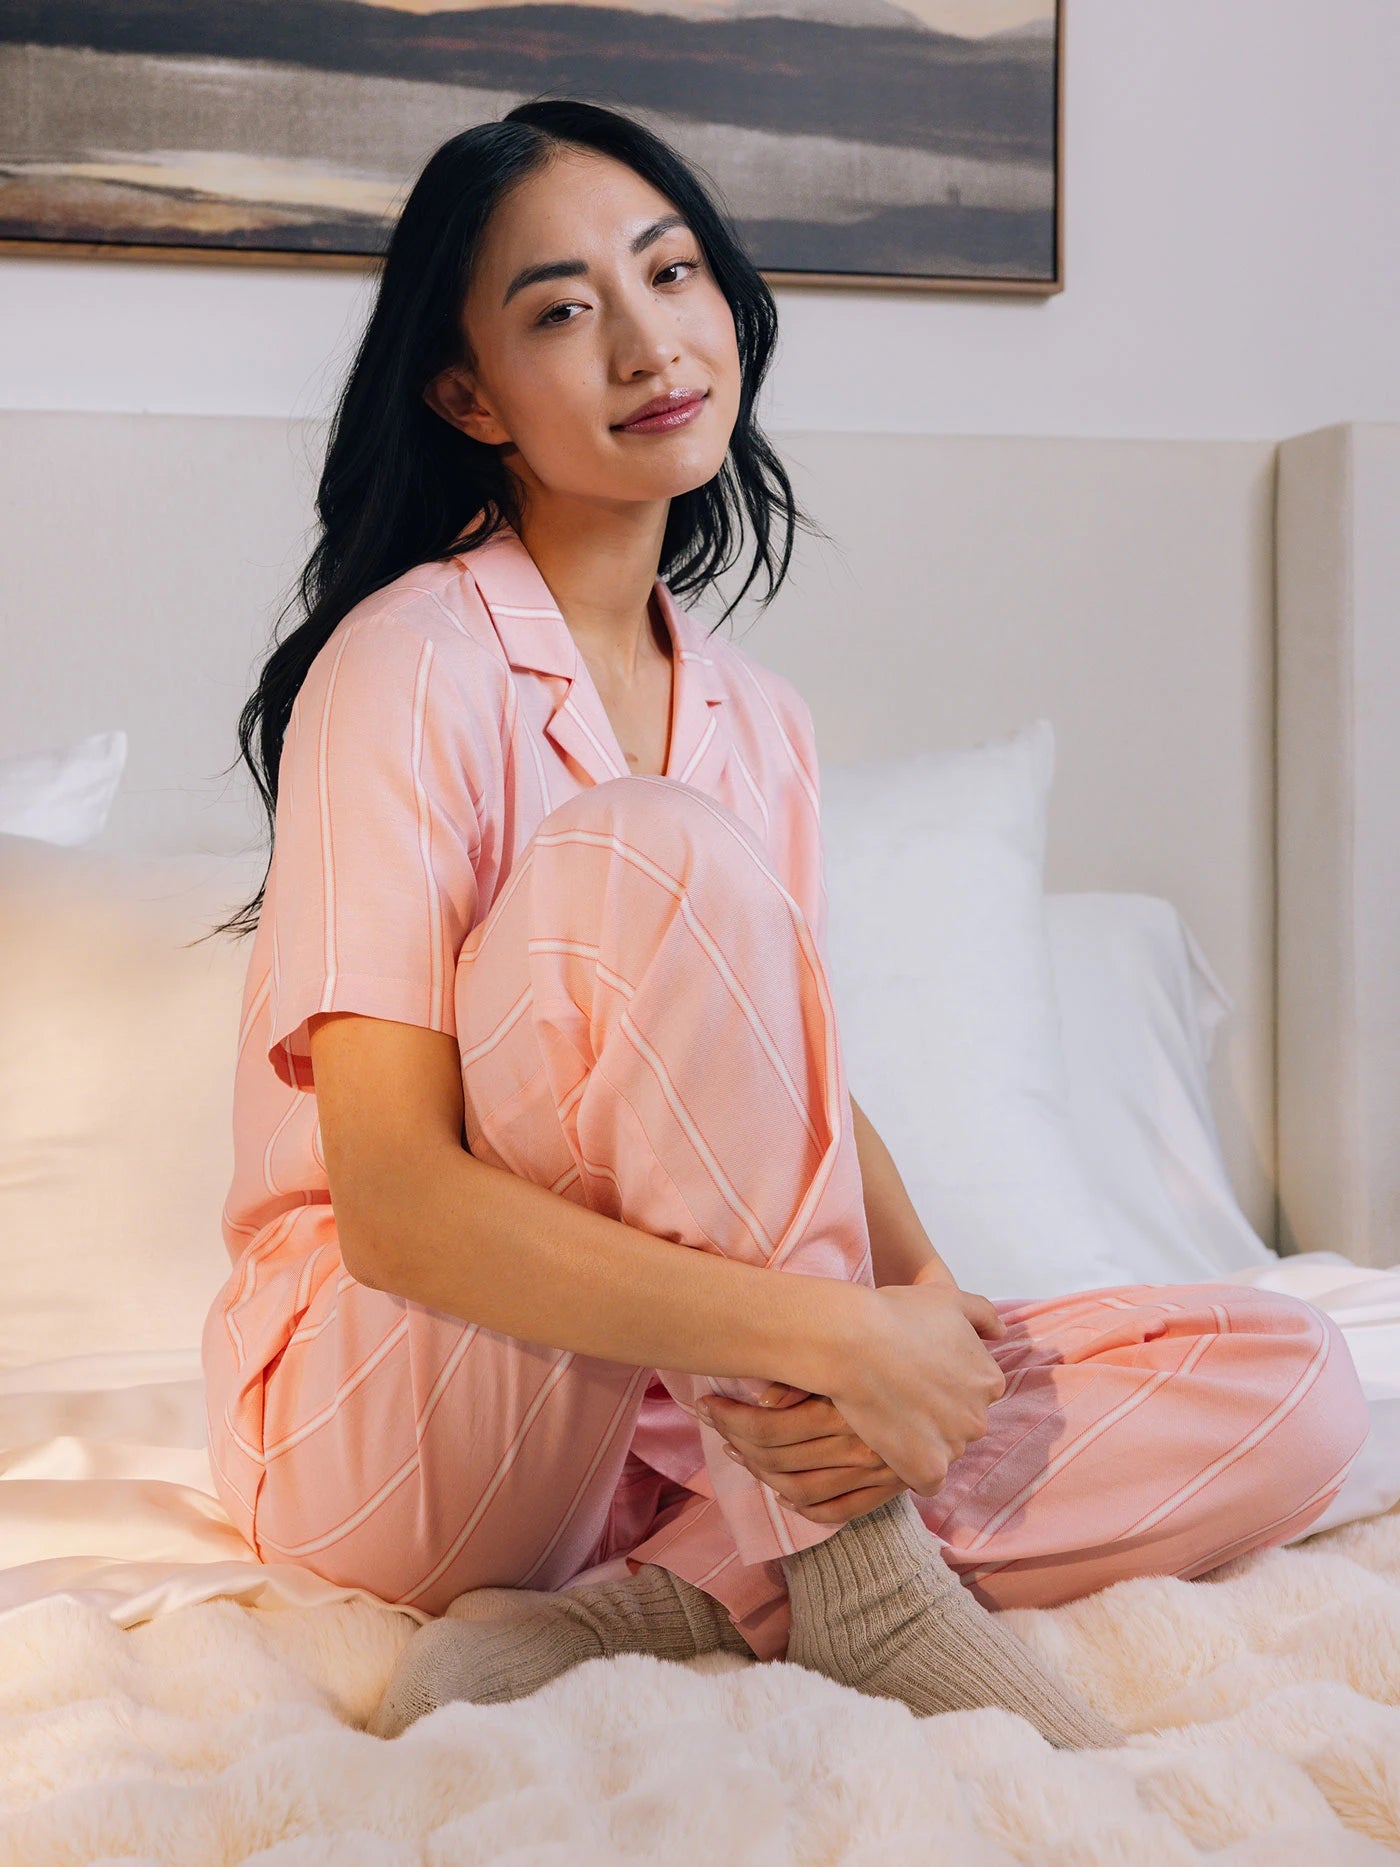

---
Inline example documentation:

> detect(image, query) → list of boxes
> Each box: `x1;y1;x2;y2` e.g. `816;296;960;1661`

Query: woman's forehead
482;155;678;279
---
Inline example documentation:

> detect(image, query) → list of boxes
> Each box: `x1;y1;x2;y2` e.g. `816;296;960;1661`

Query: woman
203;99;1369;1747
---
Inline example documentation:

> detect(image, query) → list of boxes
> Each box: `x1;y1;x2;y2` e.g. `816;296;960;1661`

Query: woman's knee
1231;1287;1371;1497
1308;1305;1372;1468
535;776;773;896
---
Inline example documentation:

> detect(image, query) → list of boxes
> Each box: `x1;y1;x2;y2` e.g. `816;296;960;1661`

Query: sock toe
366;1615;481;1738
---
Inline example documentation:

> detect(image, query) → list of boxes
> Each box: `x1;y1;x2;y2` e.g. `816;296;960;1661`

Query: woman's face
430;146;742;516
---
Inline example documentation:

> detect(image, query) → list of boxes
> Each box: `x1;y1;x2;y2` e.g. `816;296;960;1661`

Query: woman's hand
699;1271;1009;1520
827;1273;1008;1495
699;1385;908;1525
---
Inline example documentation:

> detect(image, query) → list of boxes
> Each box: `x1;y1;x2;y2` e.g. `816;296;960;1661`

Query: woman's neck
512;508;670;685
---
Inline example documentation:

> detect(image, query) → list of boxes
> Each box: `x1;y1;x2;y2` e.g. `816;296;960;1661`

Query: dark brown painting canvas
0;0;1061;289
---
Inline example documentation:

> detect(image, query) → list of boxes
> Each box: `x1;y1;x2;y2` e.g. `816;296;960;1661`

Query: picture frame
0;0;1064;293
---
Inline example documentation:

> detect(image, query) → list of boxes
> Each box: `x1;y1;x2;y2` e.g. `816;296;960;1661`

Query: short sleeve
265;617;488;1091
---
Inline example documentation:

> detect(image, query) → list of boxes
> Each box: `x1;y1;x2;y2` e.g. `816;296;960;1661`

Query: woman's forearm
351;1140;869;1396
849;1094;958;1289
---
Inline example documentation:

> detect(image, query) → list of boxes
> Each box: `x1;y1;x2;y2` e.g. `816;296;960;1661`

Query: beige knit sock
780;1493;1124;1749
366;1563;753;1738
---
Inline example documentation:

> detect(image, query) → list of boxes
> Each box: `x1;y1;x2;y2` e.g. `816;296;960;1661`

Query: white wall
1;0;1395;440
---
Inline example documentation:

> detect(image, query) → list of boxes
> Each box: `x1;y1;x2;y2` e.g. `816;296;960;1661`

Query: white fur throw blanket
3;1500;1399;1864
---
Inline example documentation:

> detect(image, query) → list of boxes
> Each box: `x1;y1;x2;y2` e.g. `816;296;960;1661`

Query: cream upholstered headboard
1;412;1395;1264
1275;425;1400;1269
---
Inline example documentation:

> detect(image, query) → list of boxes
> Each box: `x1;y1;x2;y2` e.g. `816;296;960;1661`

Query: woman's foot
780;1493;1124;1749
366;1562;752;1738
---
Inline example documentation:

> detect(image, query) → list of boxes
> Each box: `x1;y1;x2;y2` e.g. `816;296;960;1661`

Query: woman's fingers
721;1431;882;1476
722;1444;902;1507
751;1382;812;1408
706;1383;920;1516
701;1392;841;1442
791;1480;909;1525
700;1392;841;1449
958;1289;1009;1341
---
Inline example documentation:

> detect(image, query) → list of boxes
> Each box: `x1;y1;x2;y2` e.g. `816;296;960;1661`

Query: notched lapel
657;581;733;795
459;523;627;786
458;522;734;794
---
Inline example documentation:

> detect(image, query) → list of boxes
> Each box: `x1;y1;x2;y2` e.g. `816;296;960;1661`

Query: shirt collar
457;518;731;788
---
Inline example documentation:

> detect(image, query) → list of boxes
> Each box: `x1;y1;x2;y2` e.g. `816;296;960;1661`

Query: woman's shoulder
301;556;512;714
337;555;508;667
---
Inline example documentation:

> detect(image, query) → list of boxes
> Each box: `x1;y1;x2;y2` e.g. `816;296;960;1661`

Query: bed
1;411;1398;1861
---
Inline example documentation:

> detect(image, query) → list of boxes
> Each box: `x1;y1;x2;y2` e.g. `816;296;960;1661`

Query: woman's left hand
697;1383;908;1524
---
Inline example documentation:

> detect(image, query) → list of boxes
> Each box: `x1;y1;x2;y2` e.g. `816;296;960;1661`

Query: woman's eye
537;301;583;327
535;258;702;327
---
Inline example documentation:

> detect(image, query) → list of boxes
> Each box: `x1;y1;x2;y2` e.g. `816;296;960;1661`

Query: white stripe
530;820;823;1153
458;985;533;1068
262;1315;410;1459
518;1365;652;1585
732;749;771;835
619;1011;777;1258
508;678;554;817
316;632;356;1004
407;639;444;1035
221;1416;266;1468
1121;1312;1333;1540
209;1430;258;1517
678;711;718;783
963;1329;1219;1555
730;662;819;820
527;938;636;1003
258;1444;423;1558
262;1319;485;1557
403;1350;578;1602
457;821;539;965
260;1091;301;1199
293;1242;327;1314
1184;1441;1364;1576
562;695;627;777
422;587;471;638
695;1549;738;1588
221;1207;305;1365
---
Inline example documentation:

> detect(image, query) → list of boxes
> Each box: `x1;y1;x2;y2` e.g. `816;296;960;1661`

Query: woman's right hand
825;1275;1009;1496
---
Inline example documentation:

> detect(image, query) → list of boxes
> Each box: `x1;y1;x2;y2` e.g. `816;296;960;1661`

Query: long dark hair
204;95;825;944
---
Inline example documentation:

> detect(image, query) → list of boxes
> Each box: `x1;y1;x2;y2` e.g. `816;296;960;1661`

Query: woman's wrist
765;1272;876;1397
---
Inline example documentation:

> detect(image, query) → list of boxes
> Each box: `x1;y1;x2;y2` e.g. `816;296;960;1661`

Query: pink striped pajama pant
237;776;1371;1660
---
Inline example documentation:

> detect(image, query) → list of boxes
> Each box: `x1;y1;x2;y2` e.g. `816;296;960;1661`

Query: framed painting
0;0;1063;292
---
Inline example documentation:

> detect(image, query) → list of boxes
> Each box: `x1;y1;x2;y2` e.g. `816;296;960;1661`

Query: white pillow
0;731;127;845
1044;892;1276;1285
821;720;1140;1301
0;834;259;1368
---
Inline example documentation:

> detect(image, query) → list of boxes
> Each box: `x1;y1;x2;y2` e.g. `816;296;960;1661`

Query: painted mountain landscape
0;0;1059;284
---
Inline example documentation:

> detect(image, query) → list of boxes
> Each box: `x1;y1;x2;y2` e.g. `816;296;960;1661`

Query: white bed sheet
1;1252;1397;1633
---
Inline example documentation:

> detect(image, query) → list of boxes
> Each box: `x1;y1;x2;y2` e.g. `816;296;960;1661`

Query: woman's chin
622;455;733;502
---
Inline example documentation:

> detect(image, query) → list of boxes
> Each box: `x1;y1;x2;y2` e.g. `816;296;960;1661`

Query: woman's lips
615;392;707;434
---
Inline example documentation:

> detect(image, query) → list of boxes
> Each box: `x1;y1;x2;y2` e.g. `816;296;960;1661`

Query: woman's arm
849;1093;959;1290
313;1009;867;1393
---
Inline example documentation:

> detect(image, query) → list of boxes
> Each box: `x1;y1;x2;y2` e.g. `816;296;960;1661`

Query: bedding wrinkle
202;521;1370;1661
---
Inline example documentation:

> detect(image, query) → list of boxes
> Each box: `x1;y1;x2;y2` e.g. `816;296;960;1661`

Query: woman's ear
422;365;507;446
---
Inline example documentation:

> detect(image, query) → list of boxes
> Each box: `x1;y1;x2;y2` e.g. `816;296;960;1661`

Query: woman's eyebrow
502;213;691;307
